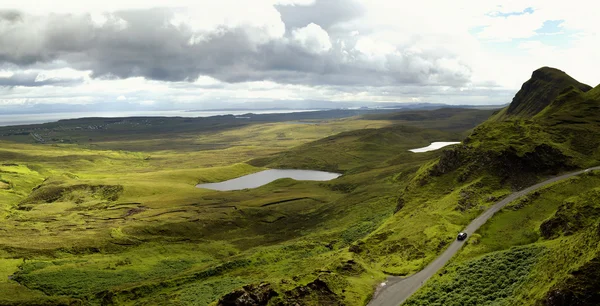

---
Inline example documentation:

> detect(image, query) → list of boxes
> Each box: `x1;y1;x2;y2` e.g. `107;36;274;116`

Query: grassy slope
2;66;596;306
393;69;600;305
249;125;461;173
405;171;600;306
363;108;496;135
502;67;592;119
0;109;492;305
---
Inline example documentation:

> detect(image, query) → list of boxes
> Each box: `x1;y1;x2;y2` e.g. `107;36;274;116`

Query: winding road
368;167;600;306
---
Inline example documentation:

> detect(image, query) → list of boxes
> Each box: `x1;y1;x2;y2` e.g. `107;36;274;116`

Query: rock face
542;257;600;306
429;144;572;188
506;67;592;118
217;283;278;306
540;199;600;239
217;279;343;306
278;279;342;306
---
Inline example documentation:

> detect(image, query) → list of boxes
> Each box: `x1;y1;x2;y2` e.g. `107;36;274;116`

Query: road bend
368;167;600;306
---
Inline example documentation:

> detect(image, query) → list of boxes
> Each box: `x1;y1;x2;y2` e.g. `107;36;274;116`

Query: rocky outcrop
540;200;600;239
277;279;342;306
335;259;365;276
429;143;572;189
217;279;344;306
394;195;405;213
217;283;278;306
542;257;600;305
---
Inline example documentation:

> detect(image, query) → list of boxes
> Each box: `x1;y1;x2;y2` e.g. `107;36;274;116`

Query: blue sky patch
536;20;564;34
487;7;534;17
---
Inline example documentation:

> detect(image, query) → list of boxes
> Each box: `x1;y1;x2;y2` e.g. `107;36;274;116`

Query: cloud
0;0;599;109
0;1;474;88
292;23;332;54
0;0;316;15
276;0;364;30
0;68;89;87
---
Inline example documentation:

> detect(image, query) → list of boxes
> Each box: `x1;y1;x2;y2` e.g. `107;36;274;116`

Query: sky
0;0;599;111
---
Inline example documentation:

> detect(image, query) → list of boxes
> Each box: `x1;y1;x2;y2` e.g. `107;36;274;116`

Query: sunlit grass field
0;108;507;305
0;113;450;305
3;102;598;306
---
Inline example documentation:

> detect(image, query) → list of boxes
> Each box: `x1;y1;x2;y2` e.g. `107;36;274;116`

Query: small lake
409;142;461;153
196;169;342;191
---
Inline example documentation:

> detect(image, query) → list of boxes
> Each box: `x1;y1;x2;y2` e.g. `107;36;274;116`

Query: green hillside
250;125;461;173
503;67;592;118
0;65;598;306
394;67;600;305
0;109;494;305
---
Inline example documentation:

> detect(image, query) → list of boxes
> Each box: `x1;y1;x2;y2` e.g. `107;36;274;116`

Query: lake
196;169;342;191
409;142;461;153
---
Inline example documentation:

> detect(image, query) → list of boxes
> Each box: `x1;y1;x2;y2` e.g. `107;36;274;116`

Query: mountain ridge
502;67;592;119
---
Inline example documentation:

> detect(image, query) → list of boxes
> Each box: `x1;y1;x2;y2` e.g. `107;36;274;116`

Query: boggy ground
0;109;492;305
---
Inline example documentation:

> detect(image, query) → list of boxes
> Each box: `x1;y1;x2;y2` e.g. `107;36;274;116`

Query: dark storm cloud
0;10;23;22
0;6;472;88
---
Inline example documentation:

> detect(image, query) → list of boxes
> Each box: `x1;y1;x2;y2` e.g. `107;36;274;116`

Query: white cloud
292;23;332;54
0;0;315;14
33;68;91;83
89;13;128;30
194;75;222;87
139;100;155;105
0;70;14;78
477;12;545;42
354;37;394;58
1;0;599;109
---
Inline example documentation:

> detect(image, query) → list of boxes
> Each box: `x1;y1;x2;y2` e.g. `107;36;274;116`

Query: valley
0;67;599;306
0;108;490;305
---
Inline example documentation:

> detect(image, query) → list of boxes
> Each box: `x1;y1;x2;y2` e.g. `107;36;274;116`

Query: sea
0;109;319;127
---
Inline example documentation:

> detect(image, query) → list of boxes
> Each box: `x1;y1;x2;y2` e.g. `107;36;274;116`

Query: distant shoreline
0;109;321;127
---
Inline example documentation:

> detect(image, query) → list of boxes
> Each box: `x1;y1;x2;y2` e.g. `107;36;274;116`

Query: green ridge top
505;67;592;118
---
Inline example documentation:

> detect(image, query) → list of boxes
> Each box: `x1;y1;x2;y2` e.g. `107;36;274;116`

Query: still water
409;142;460;153
196;169;342;191
0;110;318;127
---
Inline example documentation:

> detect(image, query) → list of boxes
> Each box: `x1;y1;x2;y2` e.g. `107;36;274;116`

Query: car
457;232;468;241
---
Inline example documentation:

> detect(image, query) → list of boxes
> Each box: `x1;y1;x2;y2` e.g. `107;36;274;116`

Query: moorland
0;66;599;306
0;107;492;305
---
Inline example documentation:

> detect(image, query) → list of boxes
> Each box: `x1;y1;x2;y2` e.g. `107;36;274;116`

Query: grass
404;245;545;306
351;68;600;305
0;109;494;305
0;92;596;306
406;171;600;305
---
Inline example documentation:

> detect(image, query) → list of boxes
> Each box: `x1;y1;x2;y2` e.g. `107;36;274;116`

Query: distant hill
249;108;496;172
363;108;497;133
